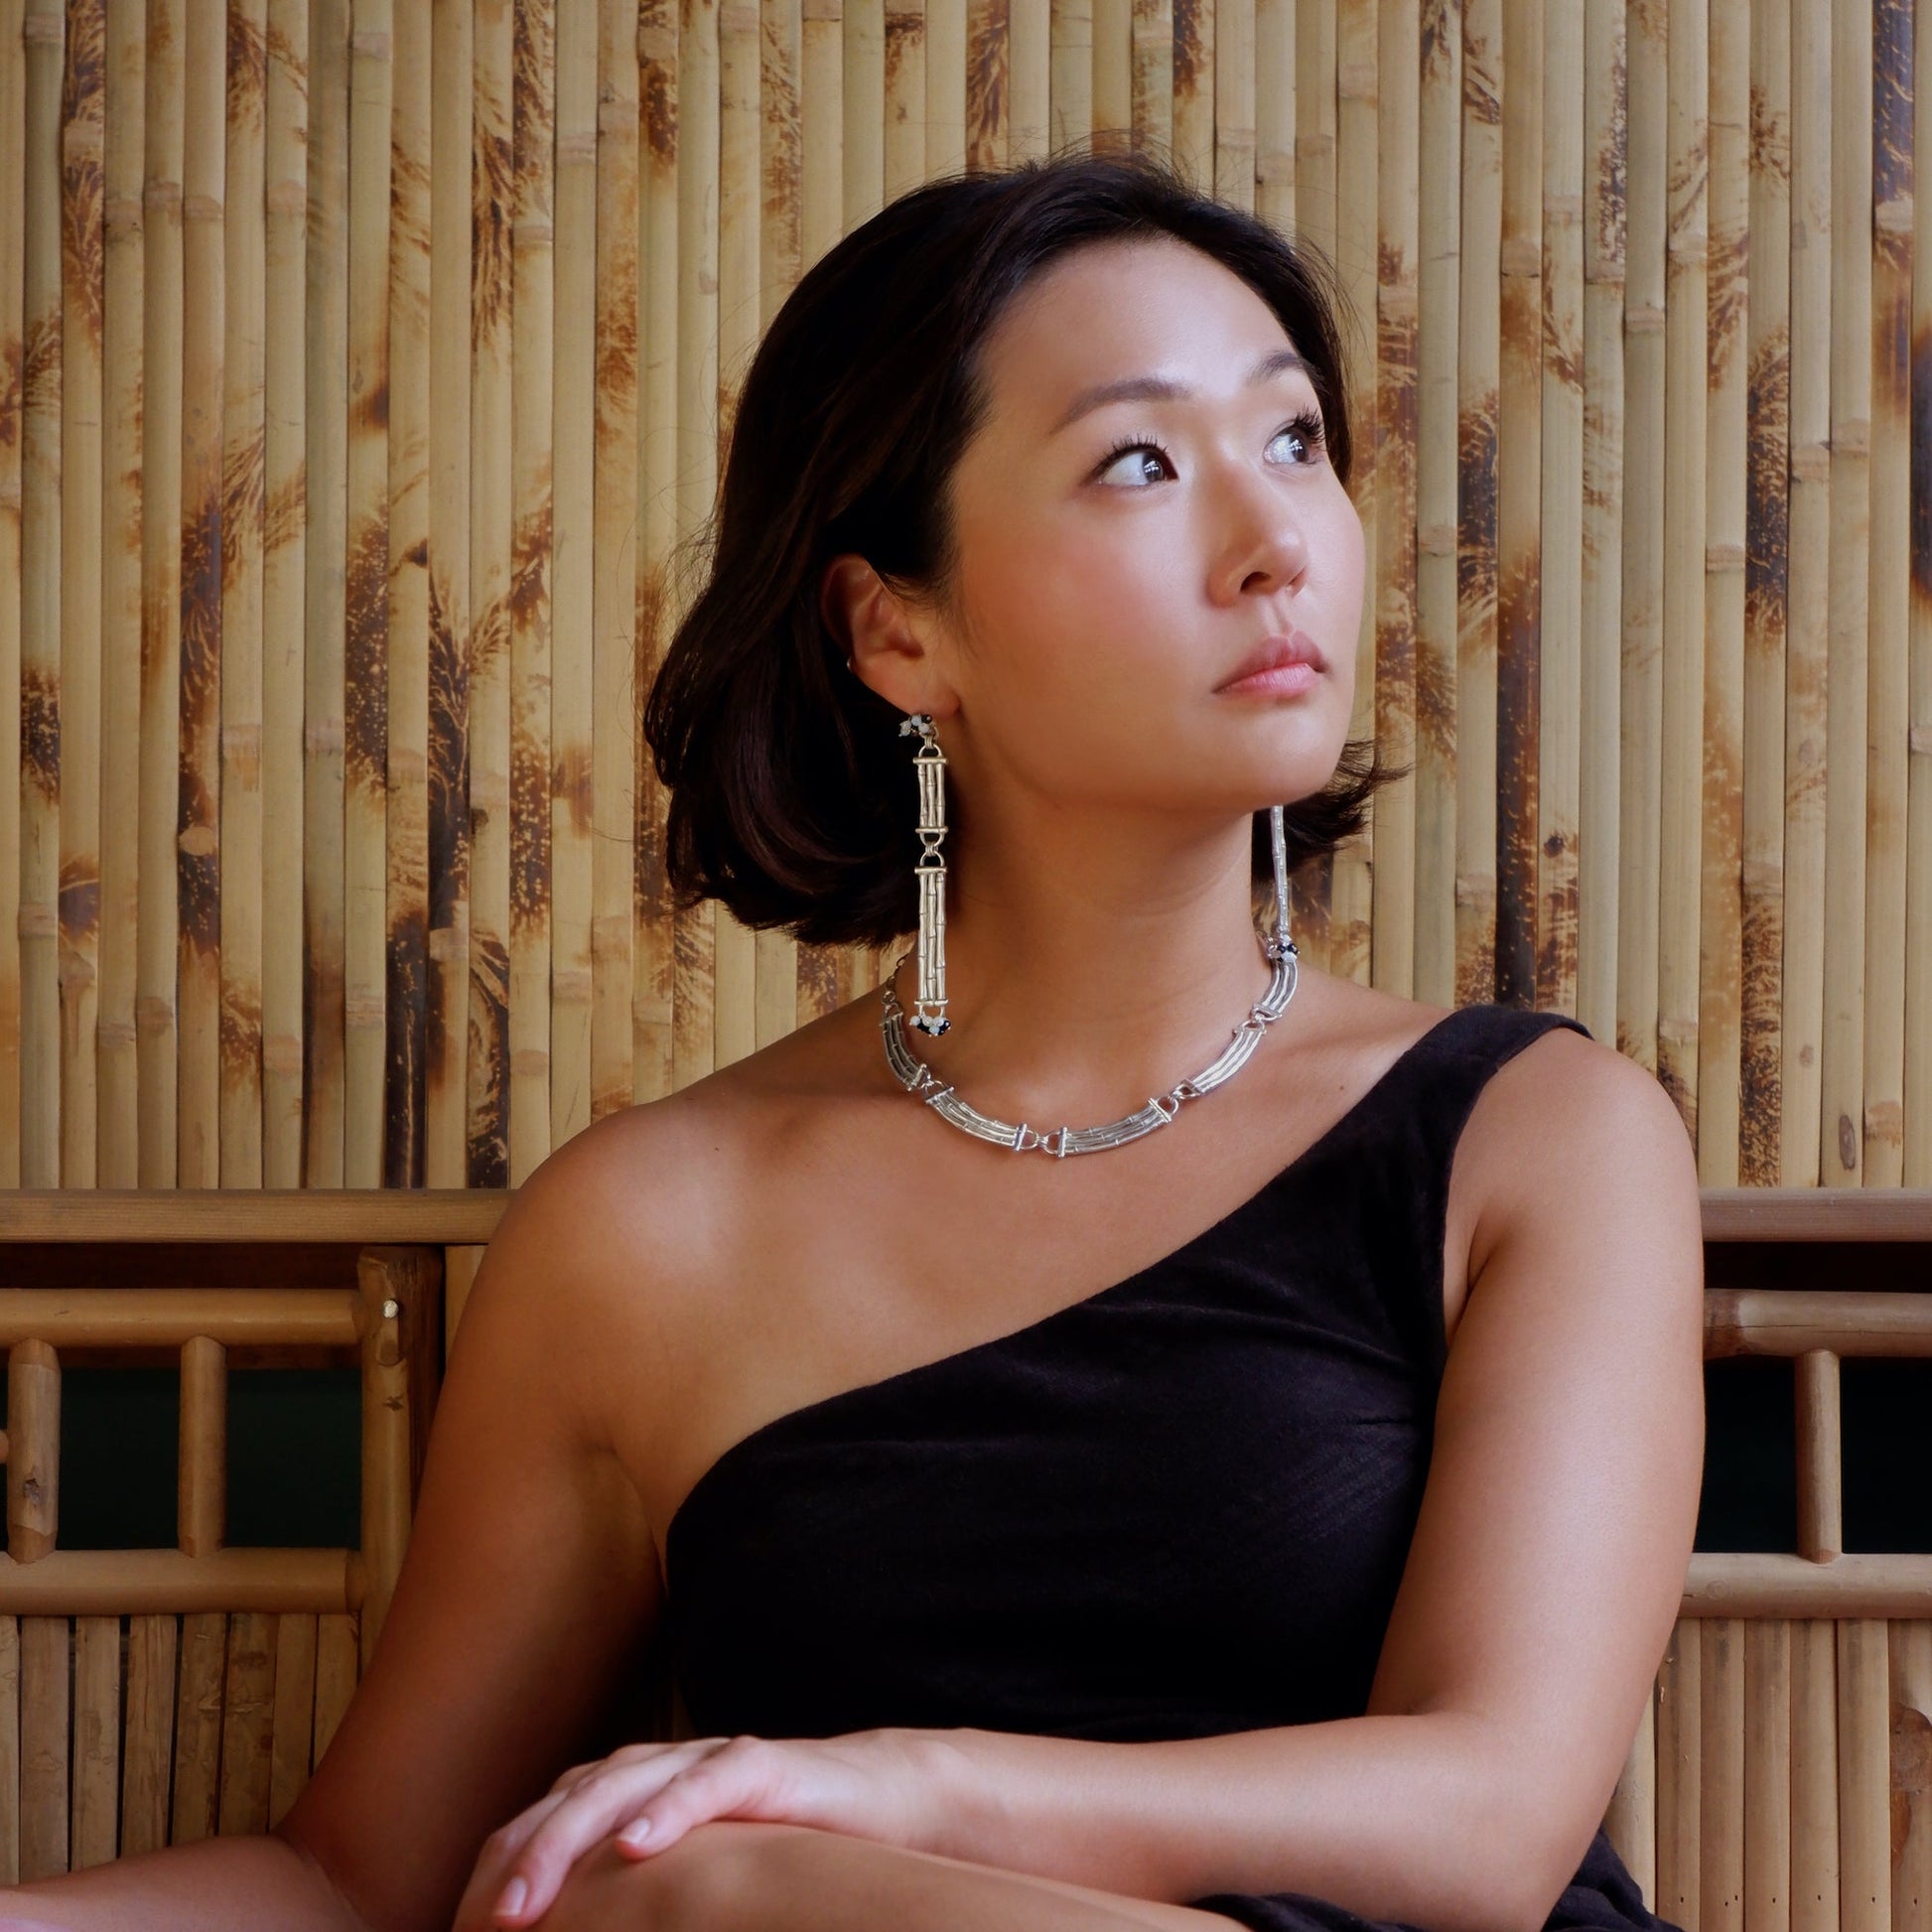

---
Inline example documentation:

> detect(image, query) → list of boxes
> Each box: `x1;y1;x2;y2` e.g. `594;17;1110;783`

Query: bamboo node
22;12;62;43
638;24;677;60
63;123;105;159
144;180;184;211
177;825;218;858
103;193;143;233
513;218;555;248
1909;725;1932;757
350;29;393;59
556;132;597;166
266;181;307;217
1705;541;1745;573
183;194;224;223
1624;302;1665;334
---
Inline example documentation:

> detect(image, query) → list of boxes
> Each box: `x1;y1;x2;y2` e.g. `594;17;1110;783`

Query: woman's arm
2;1117;672;1932
900;1028;1707;1932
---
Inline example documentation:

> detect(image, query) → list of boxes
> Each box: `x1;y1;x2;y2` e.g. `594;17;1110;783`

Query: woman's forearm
915;1711;1557;1932
1;1825;369;1932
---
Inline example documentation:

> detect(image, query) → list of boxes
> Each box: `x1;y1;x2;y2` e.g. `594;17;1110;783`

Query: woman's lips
1217;659;1321;698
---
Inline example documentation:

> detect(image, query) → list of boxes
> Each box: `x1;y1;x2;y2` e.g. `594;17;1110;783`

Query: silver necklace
879;929;1301;1159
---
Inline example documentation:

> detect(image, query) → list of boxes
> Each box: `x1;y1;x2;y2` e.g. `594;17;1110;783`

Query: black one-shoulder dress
662;1002;1682;1932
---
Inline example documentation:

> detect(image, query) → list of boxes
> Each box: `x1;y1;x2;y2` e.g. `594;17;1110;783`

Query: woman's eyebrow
1046;345;1312;437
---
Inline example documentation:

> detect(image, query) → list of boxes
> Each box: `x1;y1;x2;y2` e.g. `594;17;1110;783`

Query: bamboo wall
0;0;1926;1192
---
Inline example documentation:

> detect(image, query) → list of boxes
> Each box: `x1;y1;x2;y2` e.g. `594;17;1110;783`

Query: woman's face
921;234;1364;834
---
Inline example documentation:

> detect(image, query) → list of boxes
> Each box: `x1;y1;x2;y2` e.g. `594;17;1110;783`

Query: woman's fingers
608;1733;792;1859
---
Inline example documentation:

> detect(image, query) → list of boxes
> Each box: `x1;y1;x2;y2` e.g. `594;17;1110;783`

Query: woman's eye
1093;413;1326;489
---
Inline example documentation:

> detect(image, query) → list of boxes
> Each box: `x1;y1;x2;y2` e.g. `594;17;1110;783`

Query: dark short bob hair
642;145;1404;950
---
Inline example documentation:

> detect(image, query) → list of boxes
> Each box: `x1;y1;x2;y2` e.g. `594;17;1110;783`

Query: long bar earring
899;714;951;1035
1265;803;1297;961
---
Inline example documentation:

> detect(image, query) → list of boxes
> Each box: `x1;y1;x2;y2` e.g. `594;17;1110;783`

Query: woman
5;150;1704;1932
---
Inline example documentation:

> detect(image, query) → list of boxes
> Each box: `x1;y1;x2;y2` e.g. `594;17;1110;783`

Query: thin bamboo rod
118;1613;175;1856
1129;0;1169;166
1011;0;1047;161
1251;0;1289;229
886;0;927;197
170;1610;225;1842
0;1616;15;1885
137;0;185;1191
634;0;679;1102
1740;1620;1791;1931
98;0;145;1190
510;0;556;1171
56;0;105;1192
966;0;1008;169
591;0;638;1123
1411;0;1459;1010
1910;0;1932;1191
1211;0;1250;207
18;1616;66;1878
1780;0;1830;1187
1453;0;1499;1008
1167;0;1207;190
1835;1616;1891;1930
1737;0;1790;1188
384;0;431;1188
0;0;25;1194
1817;0;1871;1185
1575;0;1624;1051
926;0;965;173
1692;0;1747;1187
268;1612;319;1826
215;1609;277;1834
20;0;65;1189
1535;0;1583;1025
1090;0;1127;154
846;0;885;210
1371;0;1418;1001
343;0;393;1188
1860;0;1911;1191
222;0;269;1189
1890;1621;1932;1923
1790;1617;1838;1932
1652;1618;1700;1924
1793;1346;1842;1561
263;0;309;1187
177;0;226;1189
427;0;474;1185
0;1290;360;1348
0;1550;357;1616
1698;1617;1744;1932
305;0;350;1184
469;0;513;1180
1048;0;1086;158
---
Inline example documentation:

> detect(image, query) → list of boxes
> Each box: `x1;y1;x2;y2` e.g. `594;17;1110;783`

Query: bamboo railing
0;1;1925;1193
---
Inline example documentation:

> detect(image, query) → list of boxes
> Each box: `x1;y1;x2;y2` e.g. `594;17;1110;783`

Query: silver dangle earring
1264;802;1297;962
898;713;951;1035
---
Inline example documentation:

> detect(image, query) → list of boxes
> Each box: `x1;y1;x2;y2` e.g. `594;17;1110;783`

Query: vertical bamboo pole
966;0;1009;170
97;0;145;1187
1452;0;1498;1007
510;0;556;1170
1836;1617;1891;1932
214;1610;276;1833
1010;0;1048;163
1737;0;1789;1188
1048;0;1088;158
267;1610;318;1826
552;0;598;1143
177;0;226;1188
427;0;474;1185
1657;0;1708;1128
312;1614;357;1764
356;1248;426;1670
222;0;270;1189
1695;0;1746;1182
1328;0;1374;990
635;0;679;1101
1129;0;1169;165
926;0;966;172
1699;1617;1745;1932
304;0;350;1186
344;0;393;1187
1889;1623;1932;1927
264;0;310;1187
1090;0;1128;155
139;0;185;1192
173;1333;224;1843
1741;1621;1791;1932
1535;0;1582;1021
1289;0;1333;976
1211;0;1251;207
0;0;23;1192
1493;0;1543;1009
1617;0;1664;1072
57;0;105;1192
8;1340;62;1878
1575;0;1624;1049
470;0;513;1180
1372;0;1418;1001
1411;0;1458;1009
1168;0;1207;187
847;0;886;211
1860;0;1911;1190
1790;1616;1838;1932
1818;0;1870;1185
20;0;65;1189
886;0;927;197
1910;0;1932;1189
719;0;771;1066
1252;0;1291;233
0;1614;17;1881
592;0;637;1125
385;0;430;1186
676;0;720;1092
1780;0;1830;1184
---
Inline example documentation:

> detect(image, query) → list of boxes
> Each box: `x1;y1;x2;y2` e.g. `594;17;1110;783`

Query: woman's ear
820;553;957;720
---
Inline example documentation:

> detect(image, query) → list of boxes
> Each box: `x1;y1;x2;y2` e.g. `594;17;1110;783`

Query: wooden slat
1654;1616;1701;1929
1741;1620;1790;1929
1836;1616;1891;1931
268;1611;318;1827
0;0;25;1193
170;1610;226;1844
1791;1616;1838;1932
1699;1617;1745;1932
19;1616;69;1879
1891;1620;1932;1931
215;1608;278;1834
70;1612;120;1867
119;1613;178;1857
0;1616;20;1881
312;1611;358;1769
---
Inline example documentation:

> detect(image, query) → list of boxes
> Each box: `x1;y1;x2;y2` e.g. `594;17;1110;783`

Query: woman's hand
450;1727;970;1930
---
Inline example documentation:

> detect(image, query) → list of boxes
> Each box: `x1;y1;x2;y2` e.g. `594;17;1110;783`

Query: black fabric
662;1002;1681;1932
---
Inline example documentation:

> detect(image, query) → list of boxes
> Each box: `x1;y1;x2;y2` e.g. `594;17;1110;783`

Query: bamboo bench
0;1187;1924;1932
